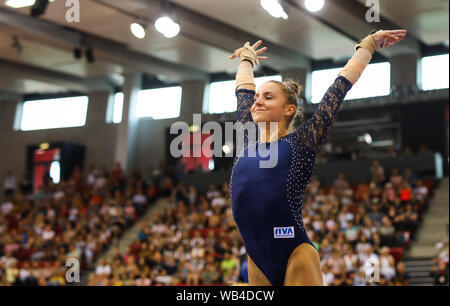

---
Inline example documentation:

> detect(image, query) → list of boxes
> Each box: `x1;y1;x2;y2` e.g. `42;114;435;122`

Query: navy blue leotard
230;75;353;286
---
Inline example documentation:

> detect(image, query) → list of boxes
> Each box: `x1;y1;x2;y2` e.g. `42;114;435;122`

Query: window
137;86;182;119
206;75;283;114
112;92;124;124
311;62;391;103
20;96;88;131
421;54;449;91
106;92;124;124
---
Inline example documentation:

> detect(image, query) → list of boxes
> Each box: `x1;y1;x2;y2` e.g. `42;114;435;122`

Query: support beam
287;0;421;57
0;59;113;92
0;91;21;101
128;0;311;70
0;7;207;82
390;54;421;88
179;80;208;121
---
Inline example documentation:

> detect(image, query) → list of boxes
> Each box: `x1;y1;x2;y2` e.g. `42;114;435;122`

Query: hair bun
283;79;303;99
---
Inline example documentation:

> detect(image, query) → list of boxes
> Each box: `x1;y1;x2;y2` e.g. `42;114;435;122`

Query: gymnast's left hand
371;29;407;50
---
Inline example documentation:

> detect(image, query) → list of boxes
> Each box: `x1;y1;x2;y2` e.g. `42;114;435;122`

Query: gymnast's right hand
229;40;269;68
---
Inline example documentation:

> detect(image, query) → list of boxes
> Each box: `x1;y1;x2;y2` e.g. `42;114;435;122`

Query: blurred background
0;0;448;286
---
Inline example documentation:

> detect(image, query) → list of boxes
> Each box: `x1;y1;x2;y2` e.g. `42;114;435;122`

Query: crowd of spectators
89;160;435;286
88;182;244;286
0;162;174;286
430;235;449;286
302;160;432;286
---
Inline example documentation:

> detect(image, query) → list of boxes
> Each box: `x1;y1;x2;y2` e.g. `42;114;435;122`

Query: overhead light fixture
208;159;215;171
222;144;231;155
304;0;325;13
11;36;23;55
110;73;125;87
364;132;372;145
73;47;82;59
30;0;49;17
154;16;180;38
222;141;234;155
260;0;288;20
85;48;95;63
130;22;146;39
6;0;53;8
189;124;200;133
6;0;36;8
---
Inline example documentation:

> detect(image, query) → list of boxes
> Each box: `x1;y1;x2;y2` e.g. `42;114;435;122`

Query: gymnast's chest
231;141;292;193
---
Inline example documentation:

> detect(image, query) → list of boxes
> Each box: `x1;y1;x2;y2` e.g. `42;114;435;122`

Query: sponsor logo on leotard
273;227;295;238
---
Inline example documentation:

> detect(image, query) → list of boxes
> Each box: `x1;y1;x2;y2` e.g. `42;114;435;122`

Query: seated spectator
390;168;403;189
186;258;203;286
370;160;385;184
206;184;220;200
430;258;449;285
413;180;429;204
379;216;396;247
393;261;410;285
220;252;237;280
379;246;396;281
95;258;112;278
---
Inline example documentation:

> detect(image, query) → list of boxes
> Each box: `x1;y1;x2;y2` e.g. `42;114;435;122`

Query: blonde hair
268;78;304;133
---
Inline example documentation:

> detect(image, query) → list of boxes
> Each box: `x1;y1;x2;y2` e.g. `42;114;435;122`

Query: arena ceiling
0;0;448;95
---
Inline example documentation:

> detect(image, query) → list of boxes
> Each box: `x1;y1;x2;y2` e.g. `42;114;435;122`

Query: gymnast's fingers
252;40;263;50
256;47;268;55
388;29;407;35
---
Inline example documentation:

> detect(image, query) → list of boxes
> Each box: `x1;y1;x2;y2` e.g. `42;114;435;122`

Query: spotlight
130;22;146;39
30;0;49;17
6;0;36;8
222;145;231;155
73;47;82;59
364;132;372;145
6;0;53;8
260;0;288;20
154;16;180;38
304;0;325;12
85;48;95;63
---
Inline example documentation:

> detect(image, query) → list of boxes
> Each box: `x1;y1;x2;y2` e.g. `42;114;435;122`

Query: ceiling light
260;0;288;19
5;0;54;8
222;144;231;155
364;132;372;145
5;0;36;8
208;159;215;171
130;22;146;39
304;0;324;12
155;16;180;38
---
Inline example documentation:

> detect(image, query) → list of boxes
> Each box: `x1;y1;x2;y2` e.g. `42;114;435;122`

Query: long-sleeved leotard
229;75;353;286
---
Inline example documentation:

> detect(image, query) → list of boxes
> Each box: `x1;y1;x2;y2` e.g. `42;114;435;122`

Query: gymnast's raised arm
229;40;268;124
298;29;407;151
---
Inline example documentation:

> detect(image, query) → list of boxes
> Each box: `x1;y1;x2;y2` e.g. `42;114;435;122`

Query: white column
114;73;142;173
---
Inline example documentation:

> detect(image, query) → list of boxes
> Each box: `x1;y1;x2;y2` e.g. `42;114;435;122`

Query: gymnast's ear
285;104;296;116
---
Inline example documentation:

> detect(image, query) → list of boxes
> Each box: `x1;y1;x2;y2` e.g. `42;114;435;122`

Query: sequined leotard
229;75;353;286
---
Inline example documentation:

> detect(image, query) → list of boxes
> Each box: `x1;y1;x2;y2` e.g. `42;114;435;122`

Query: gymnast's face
251;81;293;126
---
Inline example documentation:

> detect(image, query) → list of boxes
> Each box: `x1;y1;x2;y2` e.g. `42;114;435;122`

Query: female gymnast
228;29;407;286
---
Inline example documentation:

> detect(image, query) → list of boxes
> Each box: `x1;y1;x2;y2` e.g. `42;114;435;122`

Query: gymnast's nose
254;95;264;106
